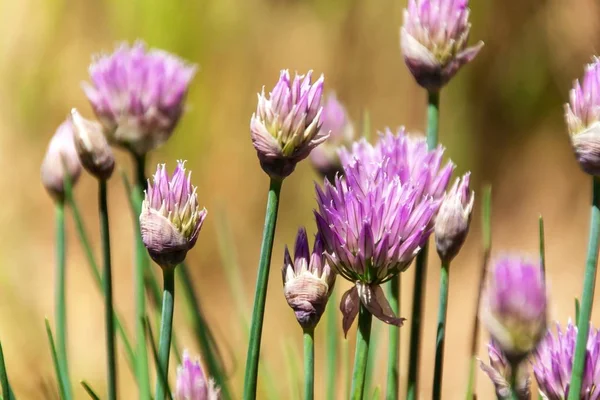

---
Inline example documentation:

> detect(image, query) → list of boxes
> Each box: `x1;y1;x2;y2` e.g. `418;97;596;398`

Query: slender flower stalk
325;286;338;400
156;268;175;400
350;306;372;400
303;329;315;400
0;341;13;400
385;275;400;400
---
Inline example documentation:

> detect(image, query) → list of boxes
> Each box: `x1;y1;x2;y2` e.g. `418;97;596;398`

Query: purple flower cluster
175;350;220;400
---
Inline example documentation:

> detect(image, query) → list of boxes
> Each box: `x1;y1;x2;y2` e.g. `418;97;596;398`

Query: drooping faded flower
315;151;441;335
140;161;207;269
481;256;547;361
41;119;83;201
435;172;474;263
175;350;220;400
309;93;355;181
83;41;197;156
565;58;600;175
250;70;329;180
70;109;115;180
479;341;531;400
401;0;484;91
282;228;336;330
533;321;600;400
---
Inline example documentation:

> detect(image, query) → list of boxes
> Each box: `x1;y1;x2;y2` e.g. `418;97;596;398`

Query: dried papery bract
175;350;220;400
70;109;115;180
479;341;531;400
401;0;484;91
83;41;196;156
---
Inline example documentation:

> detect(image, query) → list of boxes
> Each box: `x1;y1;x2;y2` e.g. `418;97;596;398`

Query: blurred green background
2;0;600;398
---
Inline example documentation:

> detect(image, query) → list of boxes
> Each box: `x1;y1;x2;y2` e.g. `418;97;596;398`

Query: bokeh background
2;0;600;398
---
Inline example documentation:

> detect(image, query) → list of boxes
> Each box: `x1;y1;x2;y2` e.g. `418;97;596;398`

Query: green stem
407;246;428;400
303;328;315;400
55;201;72;399
0;342;12;400
568;177;600;399
132;153;151;399
350;305;372;400
325;288;338;400
385;275;400;400
242;178;283;400
432;261;450;400
155;268;176;400
99;180;117;400
508;360;520;400
426;91;440;149
46;319;69;400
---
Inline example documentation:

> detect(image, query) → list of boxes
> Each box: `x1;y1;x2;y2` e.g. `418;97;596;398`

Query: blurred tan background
1;0;600;398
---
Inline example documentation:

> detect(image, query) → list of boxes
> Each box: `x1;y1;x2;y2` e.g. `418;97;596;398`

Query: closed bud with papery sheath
140;161;207;269
481;255;547;361
479;341;531;400
565;58;600;175
251;70;329;180
70;108;115;180
401;0;484;91
83;41;196;155
176;350;220;400
41;119;82;201
435;172;474;263
282;228;336;330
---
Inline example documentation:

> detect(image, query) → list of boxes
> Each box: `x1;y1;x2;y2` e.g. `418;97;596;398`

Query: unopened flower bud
479;341;531;400
282;228;335;330
251;70;329;180
481;255;547;361
140;161;207;269
435;172;474;263
175;350;220;400
41;119;82;201
70;109;115;180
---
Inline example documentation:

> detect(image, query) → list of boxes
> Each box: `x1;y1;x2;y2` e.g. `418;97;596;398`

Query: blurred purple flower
251;70;329;179
83;41;196;155
309;93;355;180
41;119;82;201
175;350;220;400
140;161;207;269
282;228;336;329
401;0;483;91
533;321;600;400
565;58;600;175
479;341;531;400
481;255;547;360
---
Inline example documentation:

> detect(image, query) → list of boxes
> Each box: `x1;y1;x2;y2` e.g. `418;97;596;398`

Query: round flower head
175;350;220;400
83;41;197;156
309;93;355;181
70;108;115;180
534;321;600;400
282;228;336;330
401;0;484;91
250;70;329;180
481;255;547;360
41;119;83;201
479;341;531;400
140;161;207;269
565;58;600;175
435;172;474;263
315;151;441;335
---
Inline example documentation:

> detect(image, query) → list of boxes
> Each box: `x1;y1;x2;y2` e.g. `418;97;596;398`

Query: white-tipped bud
71;109;115;180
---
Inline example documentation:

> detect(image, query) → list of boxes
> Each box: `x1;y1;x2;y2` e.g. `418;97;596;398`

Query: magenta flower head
533;321;600;400
479;341;531;400
401;0;484;91
309;93;355;181
565;58;600;175
83;41;197;156
481;255;547;361
282;228;336;330
250;70;329;180
175;350;220;400
435;172;474;263
315;150;441;335
41;119;83;201
140;161;207;269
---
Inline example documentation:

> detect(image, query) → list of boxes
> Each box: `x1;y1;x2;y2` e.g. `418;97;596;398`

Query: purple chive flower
315;151;441;335
282;228;336;330
479;341;531;400
565;58;600;175
70;109;115;180
83;41;197;156
250;70;329;179
175;350;220;400
401;0;484;91
533;321;600;400
140;161;207;269
435;172;474;263
309;93;355;181
41;119;82;201
481;256;547;360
